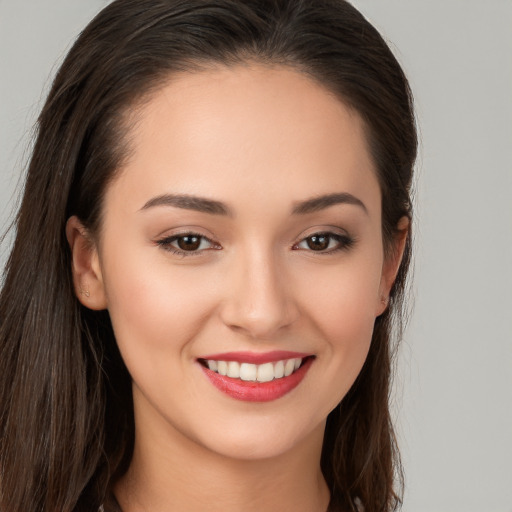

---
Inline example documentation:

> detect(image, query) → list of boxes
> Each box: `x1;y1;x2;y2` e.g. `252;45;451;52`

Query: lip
198;350;311;364
199;356;314;402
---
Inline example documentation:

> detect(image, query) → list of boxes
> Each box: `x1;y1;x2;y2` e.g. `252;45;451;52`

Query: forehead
109;64;380;218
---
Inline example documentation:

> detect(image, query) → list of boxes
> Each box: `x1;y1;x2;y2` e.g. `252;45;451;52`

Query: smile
198;352;314;402
204;357;303;382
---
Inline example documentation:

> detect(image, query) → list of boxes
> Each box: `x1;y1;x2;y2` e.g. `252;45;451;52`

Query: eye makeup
155;229;356;258
155;232;221;257
293;232;355;254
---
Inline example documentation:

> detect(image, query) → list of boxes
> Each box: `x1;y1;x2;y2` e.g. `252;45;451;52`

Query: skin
67;64;406;512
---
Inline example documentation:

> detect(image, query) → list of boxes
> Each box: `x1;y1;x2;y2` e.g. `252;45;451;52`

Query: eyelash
292;232;355;254
156;231;355;257
156;232;220;257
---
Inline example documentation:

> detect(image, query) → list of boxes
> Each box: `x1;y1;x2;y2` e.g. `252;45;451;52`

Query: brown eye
177;235;201;251
294;232;354;254
306;234;330;251
156;233;220;255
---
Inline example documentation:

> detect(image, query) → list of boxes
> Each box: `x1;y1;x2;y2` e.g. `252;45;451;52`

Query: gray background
1;1;511;510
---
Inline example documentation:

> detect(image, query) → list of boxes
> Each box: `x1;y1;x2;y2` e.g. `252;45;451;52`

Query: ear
66;216;108;310
376;216;409;316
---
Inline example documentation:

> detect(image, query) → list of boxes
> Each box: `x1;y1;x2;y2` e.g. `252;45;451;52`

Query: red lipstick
198;353;314;402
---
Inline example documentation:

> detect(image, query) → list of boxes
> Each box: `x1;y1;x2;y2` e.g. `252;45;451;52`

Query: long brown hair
0;1;416;511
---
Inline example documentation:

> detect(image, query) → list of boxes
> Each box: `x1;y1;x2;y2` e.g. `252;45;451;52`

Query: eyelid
155;231;222;257
154;226;354;257
292;229;355;254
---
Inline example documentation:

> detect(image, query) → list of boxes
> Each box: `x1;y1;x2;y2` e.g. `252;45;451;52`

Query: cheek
314;281;376;365
295;257;382;396
100;248;219;366
299;254;381;336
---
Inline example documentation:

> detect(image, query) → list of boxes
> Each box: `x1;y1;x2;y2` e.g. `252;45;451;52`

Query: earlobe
66;216;108;310
376;216;409;316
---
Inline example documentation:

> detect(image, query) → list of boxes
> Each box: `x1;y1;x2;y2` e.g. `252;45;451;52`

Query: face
70;64;399;461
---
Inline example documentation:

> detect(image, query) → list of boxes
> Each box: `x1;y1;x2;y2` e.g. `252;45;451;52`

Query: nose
219;247;299;339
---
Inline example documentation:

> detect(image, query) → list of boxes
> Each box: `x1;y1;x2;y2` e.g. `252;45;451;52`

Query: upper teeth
207;358;303;382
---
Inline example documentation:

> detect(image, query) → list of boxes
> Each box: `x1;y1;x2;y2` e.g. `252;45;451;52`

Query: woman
0;0;416;511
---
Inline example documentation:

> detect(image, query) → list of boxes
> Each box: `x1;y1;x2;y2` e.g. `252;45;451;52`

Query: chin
188;413;326;463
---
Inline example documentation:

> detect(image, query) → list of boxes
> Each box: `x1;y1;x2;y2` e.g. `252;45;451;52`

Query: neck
115;391;330;512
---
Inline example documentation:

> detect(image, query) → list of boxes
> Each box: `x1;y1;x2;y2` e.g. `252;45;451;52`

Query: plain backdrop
1;1;511;511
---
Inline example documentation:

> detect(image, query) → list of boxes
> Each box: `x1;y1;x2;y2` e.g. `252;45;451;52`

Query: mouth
197;352;315;402
198;356;311;382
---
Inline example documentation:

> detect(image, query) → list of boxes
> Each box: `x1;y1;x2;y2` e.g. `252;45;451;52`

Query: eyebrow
140;194;231;215
140;191;367;216
292;192;368;215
